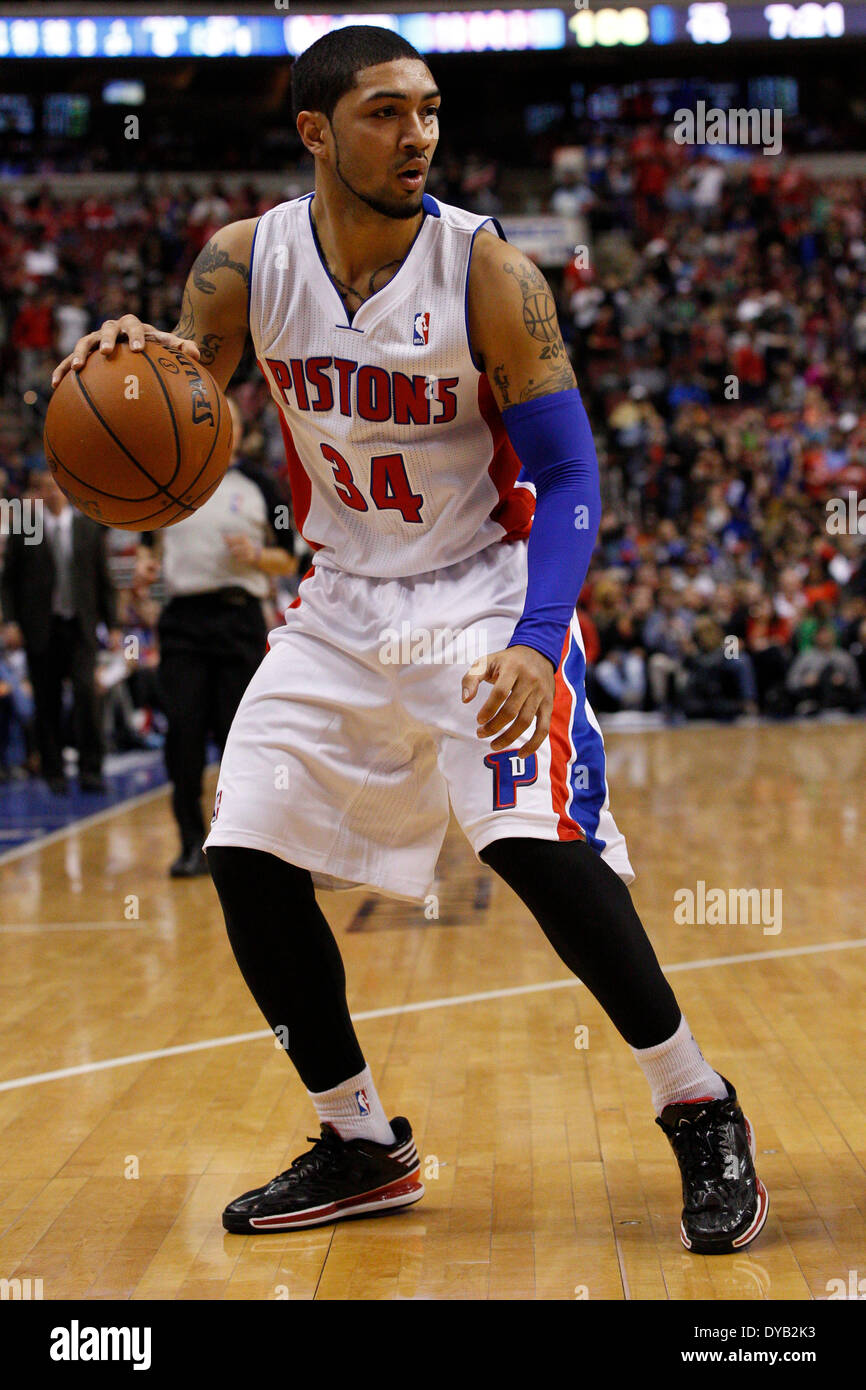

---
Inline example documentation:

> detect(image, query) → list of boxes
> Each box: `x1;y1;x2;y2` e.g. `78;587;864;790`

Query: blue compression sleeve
501;387;601;670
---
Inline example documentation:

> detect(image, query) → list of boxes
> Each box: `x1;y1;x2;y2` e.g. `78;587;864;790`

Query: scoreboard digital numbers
570;2;850;47
0;5;862;59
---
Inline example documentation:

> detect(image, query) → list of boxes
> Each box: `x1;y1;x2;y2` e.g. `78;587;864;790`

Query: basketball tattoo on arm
471;239;578;411
491;259;576;405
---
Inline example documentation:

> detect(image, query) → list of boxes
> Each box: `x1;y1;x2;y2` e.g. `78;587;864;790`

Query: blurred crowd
552;125;866;720
2;121;866;779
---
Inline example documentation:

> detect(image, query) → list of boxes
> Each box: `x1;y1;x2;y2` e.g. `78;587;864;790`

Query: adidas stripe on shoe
222;1115;424;1234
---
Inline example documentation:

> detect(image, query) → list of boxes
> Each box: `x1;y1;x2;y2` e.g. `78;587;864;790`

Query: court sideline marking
0;779;179;866
1;936;864;1093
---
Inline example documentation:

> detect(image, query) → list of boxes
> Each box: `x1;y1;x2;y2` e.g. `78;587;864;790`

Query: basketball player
51;27;768;1255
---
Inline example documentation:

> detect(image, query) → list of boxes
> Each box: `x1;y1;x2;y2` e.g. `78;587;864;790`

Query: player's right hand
51;316;201;389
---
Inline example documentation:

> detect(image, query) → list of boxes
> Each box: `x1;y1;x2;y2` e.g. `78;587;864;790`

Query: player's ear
296;111;329;157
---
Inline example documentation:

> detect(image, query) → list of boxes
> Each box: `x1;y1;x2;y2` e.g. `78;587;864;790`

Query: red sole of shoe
732;1177;770;1249
226;1172;425;1234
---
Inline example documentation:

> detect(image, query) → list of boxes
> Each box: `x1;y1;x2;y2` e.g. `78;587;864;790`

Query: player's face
330;59;440;220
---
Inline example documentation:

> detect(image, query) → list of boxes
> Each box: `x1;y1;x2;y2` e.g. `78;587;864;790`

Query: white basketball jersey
248;192;533;579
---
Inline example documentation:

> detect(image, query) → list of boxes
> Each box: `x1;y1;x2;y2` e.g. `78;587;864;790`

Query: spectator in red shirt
803;557;838;608
11;287;54;391
732;330;766;403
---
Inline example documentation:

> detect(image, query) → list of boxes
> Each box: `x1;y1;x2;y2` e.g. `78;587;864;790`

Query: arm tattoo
490;360;576;405
192;237;250;295
491;257;577;402
503;259;561;347
174;285;195;338
195;333;224;367
514;362;577;402
173;286;225;365
492;363;512;407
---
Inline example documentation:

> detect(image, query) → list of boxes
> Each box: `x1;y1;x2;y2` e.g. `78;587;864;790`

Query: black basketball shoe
222;1116;424;1234
656;1078;769;1255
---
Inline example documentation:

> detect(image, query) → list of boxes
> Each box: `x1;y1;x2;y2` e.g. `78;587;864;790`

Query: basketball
43;340;233;530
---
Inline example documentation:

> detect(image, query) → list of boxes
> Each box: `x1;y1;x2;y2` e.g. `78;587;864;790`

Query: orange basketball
44;340;233;530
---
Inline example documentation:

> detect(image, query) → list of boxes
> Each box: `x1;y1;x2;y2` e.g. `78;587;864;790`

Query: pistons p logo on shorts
211;789;222;824
484;751;539;809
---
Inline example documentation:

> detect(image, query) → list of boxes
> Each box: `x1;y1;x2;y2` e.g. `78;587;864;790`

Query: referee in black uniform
137;397;296;875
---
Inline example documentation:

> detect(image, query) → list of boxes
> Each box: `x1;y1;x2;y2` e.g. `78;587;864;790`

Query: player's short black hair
291;25;428;125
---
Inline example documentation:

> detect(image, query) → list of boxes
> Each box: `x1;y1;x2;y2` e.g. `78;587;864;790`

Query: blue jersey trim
247;216;261;333
561;632;608;855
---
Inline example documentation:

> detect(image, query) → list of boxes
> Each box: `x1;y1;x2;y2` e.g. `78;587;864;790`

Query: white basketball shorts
204;539;634;901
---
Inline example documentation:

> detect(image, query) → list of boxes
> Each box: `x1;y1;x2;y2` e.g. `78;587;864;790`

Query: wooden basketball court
1;721;864;1300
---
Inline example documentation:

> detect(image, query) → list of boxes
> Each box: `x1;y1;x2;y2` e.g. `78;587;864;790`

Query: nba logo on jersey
211;789;222;824
355;1088;371;1116
413;310;430;345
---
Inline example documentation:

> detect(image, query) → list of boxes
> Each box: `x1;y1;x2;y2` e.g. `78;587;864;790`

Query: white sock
631;1013;728;1116
307;1064;396;1146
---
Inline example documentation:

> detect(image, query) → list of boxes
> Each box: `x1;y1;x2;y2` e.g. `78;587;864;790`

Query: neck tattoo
311;213;406;320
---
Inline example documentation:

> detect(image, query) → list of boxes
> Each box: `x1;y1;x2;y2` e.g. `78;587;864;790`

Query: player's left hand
462;645;556;756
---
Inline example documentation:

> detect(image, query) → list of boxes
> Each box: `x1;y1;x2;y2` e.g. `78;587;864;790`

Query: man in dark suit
0;468;119;794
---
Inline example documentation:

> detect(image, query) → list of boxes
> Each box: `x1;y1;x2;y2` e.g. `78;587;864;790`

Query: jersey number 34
321;443;424;524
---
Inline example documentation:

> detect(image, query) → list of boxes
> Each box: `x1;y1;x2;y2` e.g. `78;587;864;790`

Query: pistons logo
413;310;430;345
484;751;538;809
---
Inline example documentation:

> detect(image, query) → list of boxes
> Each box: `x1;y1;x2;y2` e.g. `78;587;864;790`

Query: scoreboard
571;3;850;45
0;5;863;60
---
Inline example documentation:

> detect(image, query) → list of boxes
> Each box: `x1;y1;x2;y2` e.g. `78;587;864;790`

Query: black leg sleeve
207;845;366;1092
481;837;681;1048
